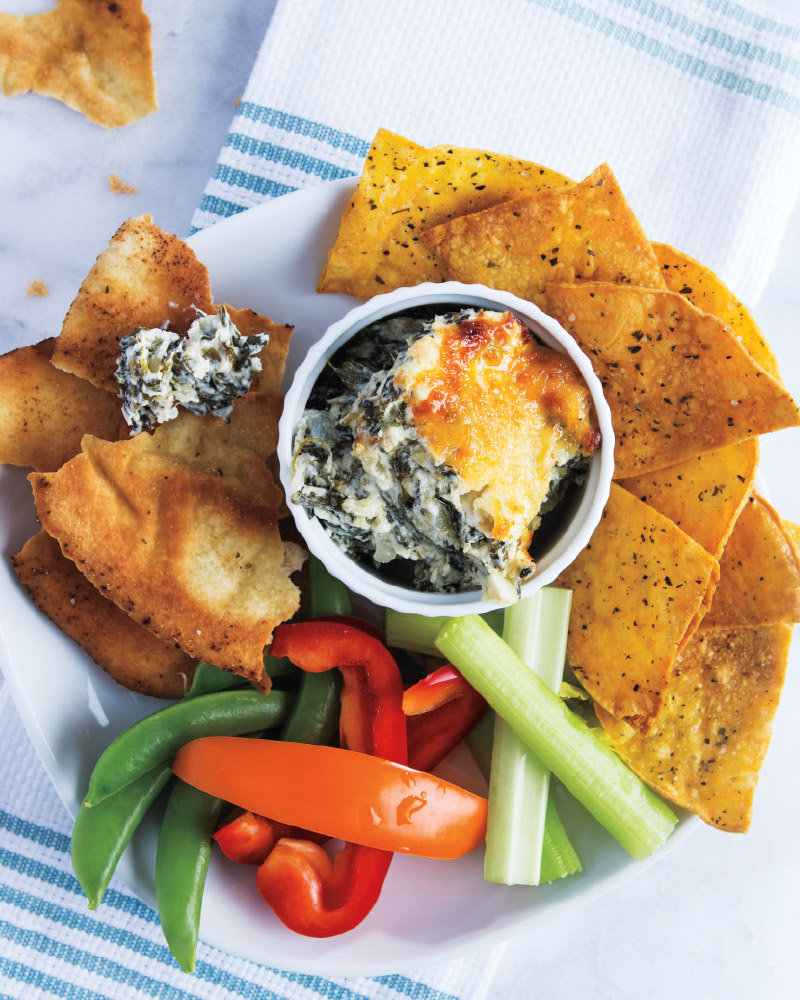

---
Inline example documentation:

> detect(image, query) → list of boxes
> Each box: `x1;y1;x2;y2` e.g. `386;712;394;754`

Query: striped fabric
0;686;503;1000
191;0;800;306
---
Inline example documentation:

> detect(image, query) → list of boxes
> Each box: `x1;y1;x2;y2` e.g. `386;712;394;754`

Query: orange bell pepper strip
173;738;487;859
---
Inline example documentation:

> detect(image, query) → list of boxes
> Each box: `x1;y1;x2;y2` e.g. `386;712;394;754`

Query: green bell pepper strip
84;688;292;807
156;778;224;973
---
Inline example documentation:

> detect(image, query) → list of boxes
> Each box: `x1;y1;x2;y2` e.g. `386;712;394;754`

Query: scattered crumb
108;173;139;195
26;280;48;298
234;96;242;106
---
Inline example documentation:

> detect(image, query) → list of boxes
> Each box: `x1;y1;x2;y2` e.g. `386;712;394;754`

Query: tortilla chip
596;624;793;832
317;128;571;298
555;484;720;730
52;216;214;393
30;428;300;687
653;243;781;380
618;440;758;558
422;164;664;308
12;531;195;699
704;494;800;628
545;283;800;479
0;0;157;128
0;338;121;472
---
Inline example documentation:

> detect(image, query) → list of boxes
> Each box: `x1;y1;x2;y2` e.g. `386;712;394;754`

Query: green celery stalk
467;707;581;881
485;589;571;885
436;615;677;860
385;609;504;656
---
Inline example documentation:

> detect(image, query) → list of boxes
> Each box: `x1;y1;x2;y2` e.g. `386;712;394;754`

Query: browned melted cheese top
395;311;600;541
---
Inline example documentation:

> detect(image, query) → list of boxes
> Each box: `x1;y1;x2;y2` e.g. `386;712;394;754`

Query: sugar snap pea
156;778;224;973
71;762;173;909
187;661;248;697
84;688;292;807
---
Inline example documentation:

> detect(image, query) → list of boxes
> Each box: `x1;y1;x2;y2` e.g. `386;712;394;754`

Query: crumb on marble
26;280;48;298
108;173;139;195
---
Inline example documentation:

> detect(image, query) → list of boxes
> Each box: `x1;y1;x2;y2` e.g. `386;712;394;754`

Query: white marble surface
1;1;799;997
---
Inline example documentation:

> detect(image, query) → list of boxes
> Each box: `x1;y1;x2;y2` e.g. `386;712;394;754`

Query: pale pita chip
555;484;719;731
654;243;781;380
596;624;793;832
0;338;121;472
618;439;758;558
53;215;214;393
0;0;157;128
13;531;195;699
30;429;299;686
545;283;800;478
317;128;571;298
704;494;800;628
422;164;664;308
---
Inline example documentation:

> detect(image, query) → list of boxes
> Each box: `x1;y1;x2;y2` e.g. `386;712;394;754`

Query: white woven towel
193;0;800;304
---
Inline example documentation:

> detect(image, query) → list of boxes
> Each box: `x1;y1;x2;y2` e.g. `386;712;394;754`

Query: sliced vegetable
213;812;325;865
174;737;487;859
436;615;678;860
156;779;224;973
404;664;487;773
186;660;248;697
485;589;571;886
84;688;291;806
385;609;504;657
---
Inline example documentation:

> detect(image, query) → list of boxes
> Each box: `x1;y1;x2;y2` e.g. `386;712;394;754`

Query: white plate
0;177;695;978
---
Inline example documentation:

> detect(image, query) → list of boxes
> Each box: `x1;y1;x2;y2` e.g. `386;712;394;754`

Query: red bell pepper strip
213;811;324;865
256;620;406;937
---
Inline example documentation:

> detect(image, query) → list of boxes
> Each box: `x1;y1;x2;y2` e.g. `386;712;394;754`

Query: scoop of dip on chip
291;308;600;600
116;305;269;434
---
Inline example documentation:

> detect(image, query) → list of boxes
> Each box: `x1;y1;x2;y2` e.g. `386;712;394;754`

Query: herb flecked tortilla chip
317;128;571;298
0;338;120;472
555;483;720;731
0;0;157;128
618;439;758;559
421;164;664;308
704;494;800;628
12;531;196;699
53;215;215;393
653;243;781;380
596;624;793;832
545;283;800;479
30;426;300;688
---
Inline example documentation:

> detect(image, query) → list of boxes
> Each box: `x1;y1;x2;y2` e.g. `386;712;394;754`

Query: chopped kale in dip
292;308;600;600
115;306;268;434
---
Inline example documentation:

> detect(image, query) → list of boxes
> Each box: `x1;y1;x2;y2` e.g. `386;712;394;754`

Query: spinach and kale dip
292;308;601;600
115;306;268;434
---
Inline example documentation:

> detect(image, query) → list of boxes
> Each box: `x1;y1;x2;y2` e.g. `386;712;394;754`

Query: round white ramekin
278;282;615;616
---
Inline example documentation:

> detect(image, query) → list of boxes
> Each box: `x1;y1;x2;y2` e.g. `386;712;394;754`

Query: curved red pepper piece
213;811;325;865
257;621;406;937
405;664;488;773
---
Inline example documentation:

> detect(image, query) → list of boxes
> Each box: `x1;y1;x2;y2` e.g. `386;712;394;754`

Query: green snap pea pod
279;556;348;745
156;778;224;973
71;762;173;909
84;688;292;807
187;661;249;698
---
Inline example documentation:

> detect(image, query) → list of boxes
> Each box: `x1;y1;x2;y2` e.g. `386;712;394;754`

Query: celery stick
385;609;504;657
540;797;582;882
436;616;677;860
467;709;581;881
485;589;571;885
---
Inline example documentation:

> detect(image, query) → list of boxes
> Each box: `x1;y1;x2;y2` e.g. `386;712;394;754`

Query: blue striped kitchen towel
192;0;800;305
0;682;503;1000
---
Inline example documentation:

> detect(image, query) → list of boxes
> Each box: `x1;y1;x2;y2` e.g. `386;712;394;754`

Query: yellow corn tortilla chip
53;216;214;393
545;283;800;479
0;0;157;128
318;128;571;299
422;164;664;308
30;427;300;687
618;439;758;558
0;338;121;472
596;623;793;832
555;483;720;730
704;494;800;627
654;243;781;380
12;531;195;699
